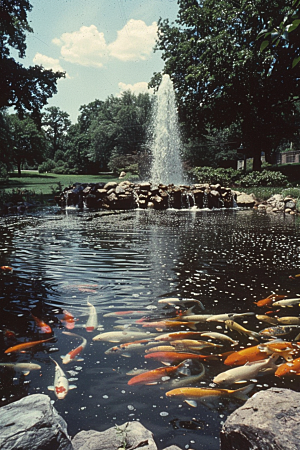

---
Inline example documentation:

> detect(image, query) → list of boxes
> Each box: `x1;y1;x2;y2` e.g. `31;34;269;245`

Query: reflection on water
0;208;300;450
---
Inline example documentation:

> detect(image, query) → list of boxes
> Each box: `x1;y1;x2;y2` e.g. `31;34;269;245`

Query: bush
0;163;9;183
190;166;241;186
38;159;56;173
238;170;289;187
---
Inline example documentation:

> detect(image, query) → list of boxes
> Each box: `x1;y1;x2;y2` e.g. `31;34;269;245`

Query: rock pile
55;181;236;210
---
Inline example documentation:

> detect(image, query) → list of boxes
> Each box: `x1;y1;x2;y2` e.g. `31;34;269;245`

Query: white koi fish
272;298;300;308
206;312;255;323
93;330;158;343
200;332;239;346
61;331;87;364
47;357;76;399
213;354;279;386
0;362;41;375
85;300;98;332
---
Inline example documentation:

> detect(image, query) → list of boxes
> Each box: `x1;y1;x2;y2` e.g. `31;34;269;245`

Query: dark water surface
1;207;300;449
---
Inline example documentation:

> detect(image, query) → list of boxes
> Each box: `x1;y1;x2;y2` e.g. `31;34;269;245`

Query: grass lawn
0;172;121;203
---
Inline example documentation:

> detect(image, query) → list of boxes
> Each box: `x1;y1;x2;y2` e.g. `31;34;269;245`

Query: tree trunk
252;152;262;171
17;161;22;177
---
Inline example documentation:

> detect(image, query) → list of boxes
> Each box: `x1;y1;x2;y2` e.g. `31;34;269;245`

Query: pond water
1;207;300;449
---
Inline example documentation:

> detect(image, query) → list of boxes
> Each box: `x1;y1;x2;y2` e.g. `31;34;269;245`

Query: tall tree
0;0;64;115
42;106;71;159
152;0;300;170
9;114;46;176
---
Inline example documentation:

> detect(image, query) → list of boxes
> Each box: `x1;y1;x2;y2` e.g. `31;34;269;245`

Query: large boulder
234;191;256;207
0;394;73;450
220;387;300;450
72;421;157;450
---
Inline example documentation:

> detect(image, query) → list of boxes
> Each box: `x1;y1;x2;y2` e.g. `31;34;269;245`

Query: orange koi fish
144;351;219;365
61;331;87;364
141;320;198;330
128;360;190;386
0;265;13;273
61;310;76;330
31;314;52;334
254;294;287;308
5;337;55;354
275;357;300;377
154;331;209;341
223;345;273;366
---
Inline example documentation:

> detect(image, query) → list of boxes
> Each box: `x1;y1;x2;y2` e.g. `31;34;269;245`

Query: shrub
190;166;241;186
0;163;9;183
238;170;289;187
38;159;56;173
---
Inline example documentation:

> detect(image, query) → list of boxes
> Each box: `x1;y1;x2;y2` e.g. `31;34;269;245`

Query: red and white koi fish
254;294;287;308
31;314;52;334
61;331;87;364
103;310;146;317
78;284;98;293
5;337;55;354
48;357;76;400
61;310;76;330
85;300;98;332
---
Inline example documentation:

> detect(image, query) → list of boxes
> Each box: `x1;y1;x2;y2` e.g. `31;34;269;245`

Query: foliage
281;187;300;198
0;163;9;182
0;0;64;114
38;159;56;173
42;106;71;159
238;170;289;187
152;0;300;171
190;166;241;186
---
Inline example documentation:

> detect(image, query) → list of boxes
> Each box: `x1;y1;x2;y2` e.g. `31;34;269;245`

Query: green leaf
292;55;300;68
260;40;270;51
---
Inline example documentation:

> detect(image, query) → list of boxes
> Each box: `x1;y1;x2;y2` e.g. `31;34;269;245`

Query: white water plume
149;74;184;185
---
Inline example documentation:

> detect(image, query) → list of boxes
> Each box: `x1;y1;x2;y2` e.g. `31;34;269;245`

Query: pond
1;207;300;449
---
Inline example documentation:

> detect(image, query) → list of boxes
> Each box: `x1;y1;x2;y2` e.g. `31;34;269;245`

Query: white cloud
118;81;154;96
108;19;158;62
53;25;108;68
52;20;158;67
33;53;70;78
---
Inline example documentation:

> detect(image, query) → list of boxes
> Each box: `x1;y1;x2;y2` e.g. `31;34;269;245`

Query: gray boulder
234;192;256;207
220;387;300;450
72;421;157;450
0;394;73;450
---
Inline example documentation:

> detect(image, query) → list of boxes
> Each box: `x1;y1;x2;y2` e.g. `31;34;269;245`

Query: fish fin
60;355;65;359
187;323;198;330
145;382;158;385
155;328;164;332
75;358;84;362
120;353;132;358
161;361;172;366
234;380;248;384
69;385;77;390
181;306;197;316
22;370;30;376
231;341;239;346
47;386;55;391
185;399;197;407
233;383;255;401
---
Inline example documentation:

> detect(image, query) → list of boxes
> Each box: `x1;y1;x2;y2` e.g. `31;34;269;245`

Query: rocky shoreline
0;389;299;450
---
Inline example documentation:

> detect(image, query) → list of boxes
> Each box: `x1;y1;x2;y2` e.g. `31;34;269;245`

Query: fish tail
233;383;255;401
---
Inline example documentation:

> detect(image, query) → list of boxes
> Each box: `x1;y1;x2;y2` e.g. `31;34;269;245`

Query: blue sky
20;0;179;122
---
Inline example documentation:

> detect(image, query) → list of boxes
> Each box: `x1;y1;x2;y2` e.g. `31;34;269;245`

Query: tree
9;114;46;176
0;0;64;115
42;106;71;159
152;0;300;170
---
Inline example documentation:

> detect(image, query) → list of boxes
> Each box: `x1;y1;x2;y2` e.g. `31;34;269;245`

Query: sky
20;0;179;123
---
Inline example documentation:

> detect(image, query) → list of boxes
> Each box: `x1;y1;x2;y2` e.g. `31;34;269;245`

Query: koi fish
275;356;300;377
85;300;98;332
158;298;205;311
144;345;178;354
223;344;273;366
272;298;300;308
0;362;41;375
170;339;223;352
258;325;299;339
225;320;260;341
206;312;255;323
105;339;158;356
277;317;300;325
93;330;158;343
61;331;87;364
167;362;206;388
31;314;52;334
5;337;55;354
179;314;213;322
0;266;13;273
127;360;192;386
154;331;210;342
213;354;279;385
200;332;239;346
144;351;219;365
256;315;278;325
61;310;76;330
165;384;254;407
254;294;287;308
47;357;76;399
78;284;98;293
141;320;199;330
103;310;146;317
262;340;300;360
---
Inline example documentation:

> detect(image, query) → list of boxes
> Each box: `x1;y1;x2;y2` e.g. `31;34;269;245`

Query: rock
258;204;266;211
220;387;300;450
285;200;296;210
119;171;126;178
235;192;256;207
0;394;73;450
104;182;118;190
72;421;157;450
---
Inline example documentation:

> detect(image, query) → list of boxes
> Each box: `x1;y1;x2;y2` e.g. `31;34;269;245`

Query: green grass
0;171;120;202
237;186;300;201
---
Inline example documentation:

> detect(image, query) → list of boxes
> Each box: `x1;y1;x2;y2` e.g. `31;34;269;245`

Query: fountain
149;74;184;186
